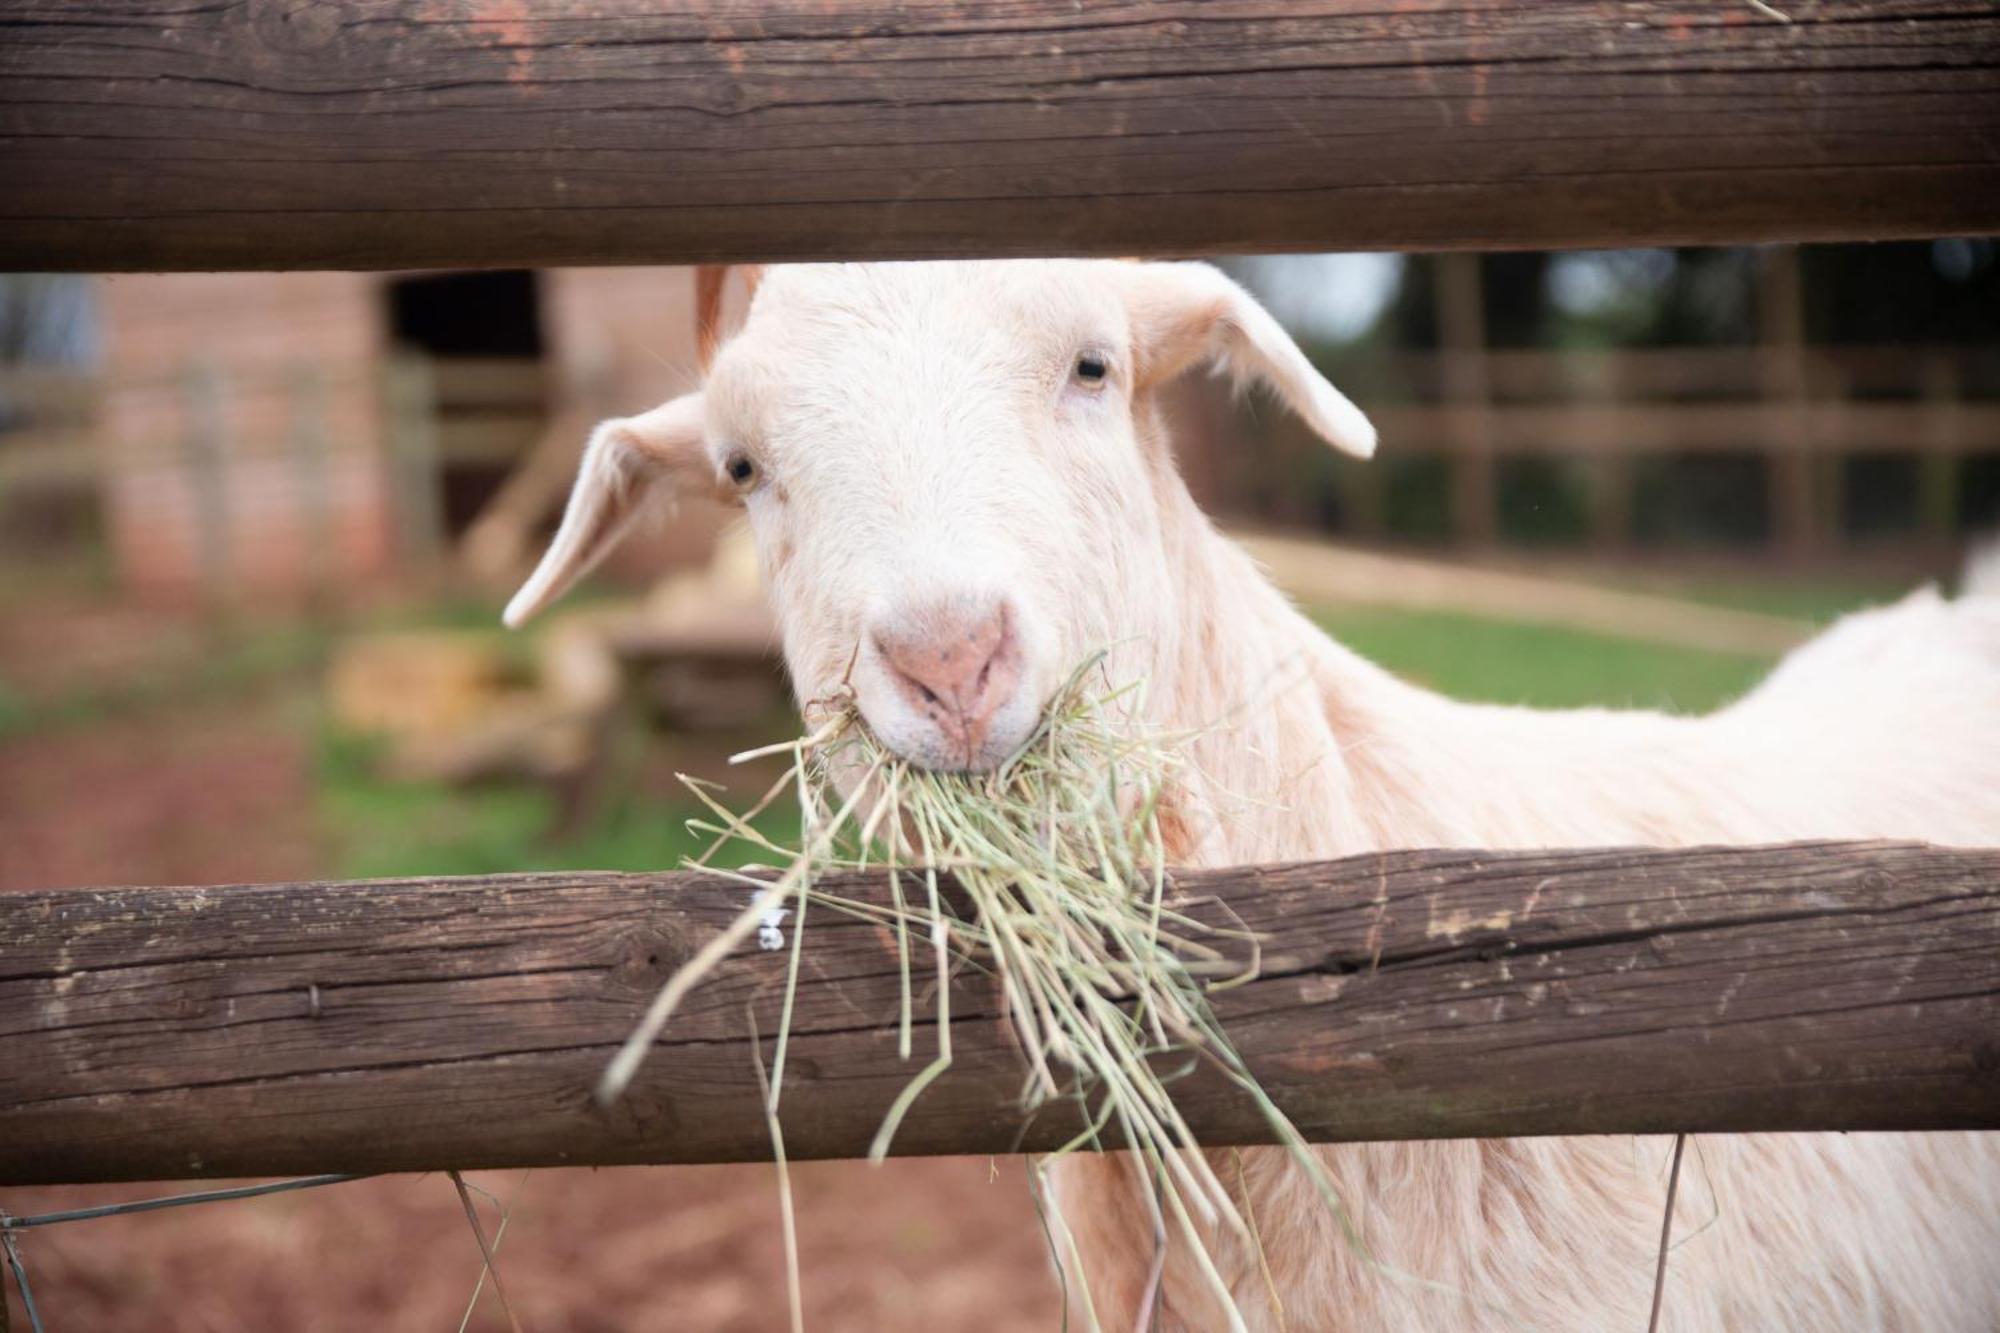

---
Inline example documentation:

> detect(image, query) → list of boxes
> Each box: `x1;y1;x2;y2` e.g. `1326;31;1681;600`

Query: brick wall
96;274;395;601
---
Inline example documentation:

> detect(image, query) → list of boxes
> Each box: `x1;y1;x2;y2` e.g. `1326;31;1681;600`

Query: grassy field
319;725;803;882
1312;605;1769;713
1578;567;1912;625
318;600;1793;880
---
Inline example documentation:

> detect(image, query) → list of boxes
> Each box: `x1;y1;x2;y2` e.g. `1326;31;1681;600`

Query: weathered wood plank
2;842;1995;1186
1;2;1995;271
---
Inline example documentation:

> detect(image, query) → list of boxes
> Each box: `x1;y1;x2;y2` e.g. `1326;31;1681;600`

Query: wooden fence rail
3;841;1996;1187
2;2;1996;271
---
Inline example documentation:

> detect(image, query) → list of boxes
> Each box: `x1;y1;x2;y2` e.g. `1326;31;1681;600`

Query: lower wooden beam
2;842;1996;1186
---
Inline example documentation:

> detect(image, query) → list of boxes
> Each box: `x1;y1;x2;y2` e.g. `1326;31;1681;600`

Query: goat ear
1119;261;1376;459
502;392;710;628
695;264;764;370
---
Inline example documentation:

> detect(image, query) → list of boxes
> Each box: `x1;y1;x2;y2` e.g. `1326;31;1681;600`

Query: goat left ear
695;264;763;369
1117;261;1376;459
502;392;710;628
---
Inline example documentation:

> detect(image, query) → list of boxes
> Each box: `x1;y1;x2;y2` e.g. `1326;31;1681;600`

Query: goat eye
1074;354;1109;385
725;452;757;486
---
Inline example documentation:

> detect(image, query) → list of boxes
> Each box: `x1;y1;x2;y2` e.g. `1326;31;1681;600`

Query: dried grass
597;655;1351;1330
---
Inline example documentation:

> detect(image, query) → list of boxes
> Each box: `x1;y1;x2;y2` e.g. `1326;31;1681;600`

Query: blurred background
3;242;1997;1329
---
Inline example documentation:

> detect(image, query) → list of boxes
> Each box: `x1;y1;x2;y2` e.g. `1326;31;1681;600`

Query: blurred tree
1186;244;1998;546
1541;249;1760;348
0;275;97;367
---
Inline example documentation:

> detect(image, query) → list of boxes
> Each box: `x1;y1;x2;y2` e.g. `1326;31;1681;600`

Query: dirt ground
1;670;1063;1330
0;700;324;892
3;1163;1061;1332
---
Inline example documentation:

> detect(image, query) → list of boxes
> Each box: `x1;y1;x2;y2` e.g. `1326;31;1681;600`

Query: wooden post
1342;450;1388;544
1436;254;1496;548
289;366;335;604
1918;355;1963;549
1759;249;1816;561
1579;353;1634;552
382;356;444;567
3;842;1995;1186
1816;356;1850;552
178;361;231;605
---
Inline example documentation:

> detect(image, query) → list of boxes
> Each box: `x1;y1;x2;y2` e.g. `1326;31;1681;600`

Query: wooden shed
87;266;726;602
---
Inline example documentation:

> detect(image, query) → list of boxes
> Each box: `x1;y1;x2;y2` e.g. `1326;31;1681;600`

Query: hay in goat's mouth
597;655;1346;1331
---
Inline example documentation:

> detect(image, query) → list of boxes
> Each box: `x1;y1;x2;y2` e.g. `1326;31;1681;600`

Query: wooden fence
11;337;1997;595
0;0;1996;1197
3;842;1996;1186
1323;343;2000;553
2;3;1996;271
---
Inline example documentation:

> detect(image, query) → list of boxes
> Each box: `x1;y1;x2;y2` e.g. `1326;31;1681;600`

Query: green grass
318;727;799;880
319;605;1777;881
0;682;31;739
1311;605;1772;714
0;588;574;744
1579;569;1910;626
0;619;334;743
1649;575;1905;625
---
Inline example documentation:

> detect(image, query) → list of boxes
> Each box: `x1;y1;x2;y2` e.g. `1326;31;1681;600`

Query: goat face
507;260;1374;771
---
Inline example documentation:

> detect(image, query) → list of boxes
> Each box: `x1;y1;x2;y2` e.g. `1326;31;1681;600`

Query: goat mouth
882;729;1004;775
845;698;1040;776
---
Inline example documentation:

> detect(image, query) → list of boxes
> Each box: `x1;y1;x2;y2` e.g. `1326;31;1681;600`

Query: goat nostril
873;599;1019;756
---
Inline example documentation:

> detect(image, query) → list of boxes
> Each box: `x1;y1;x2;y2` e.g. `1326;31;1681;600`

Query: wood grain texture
3;841;1996;1186
1;2;1996;271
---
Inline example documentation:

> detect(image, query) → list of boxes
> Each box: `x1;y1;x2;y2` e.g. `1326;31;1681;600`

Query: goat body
513;259;2000;1332
1058;457;2000;1331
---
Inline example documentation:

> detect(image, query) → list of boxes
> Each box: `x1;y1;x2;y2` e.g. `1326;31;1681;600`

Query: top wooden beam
2;1;1997;273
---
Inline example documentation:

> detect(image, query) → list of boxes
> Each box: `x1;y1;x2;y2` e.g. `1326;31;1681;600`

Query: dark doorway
388;271;544;359
384;271;548;540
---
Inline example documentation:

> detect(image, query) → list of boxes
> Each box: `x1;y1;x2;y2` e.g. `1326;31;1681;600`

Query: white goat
509;260;2000;1331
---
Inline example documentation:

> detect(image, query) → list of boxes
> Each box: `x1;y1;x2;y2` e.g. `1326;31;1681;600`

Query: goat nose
873;599;1023;763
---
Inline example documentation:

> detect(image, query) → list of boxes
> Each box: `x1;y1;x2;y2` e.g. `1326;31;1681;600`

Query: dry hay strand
598;654;1355;1331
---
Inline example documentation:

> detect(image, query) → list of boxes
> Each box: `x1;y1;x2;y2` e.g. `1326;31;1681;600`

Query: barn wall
95;274;395;600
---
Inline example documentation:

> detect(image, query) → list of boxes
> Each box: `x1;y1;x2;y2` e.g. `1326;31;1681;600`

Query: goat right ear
502;392;710;628
1117;261;1376;460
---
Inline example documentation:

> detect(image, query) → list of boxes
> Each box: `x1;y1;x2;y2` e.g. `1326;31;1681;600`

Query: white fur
514;260;2000;1331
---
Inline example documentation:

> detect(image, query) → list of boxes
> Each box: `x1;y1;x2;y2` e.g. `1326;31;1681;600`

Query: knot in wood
248;0;345;55
588;1085;683;1141
607;923;694;999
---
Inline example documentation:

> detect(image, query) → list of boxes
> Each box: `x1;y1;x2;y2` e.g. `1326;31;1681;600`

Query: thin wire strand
1;1174;368;1230
3;1227;46;1333
1647;1134;1688;1333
